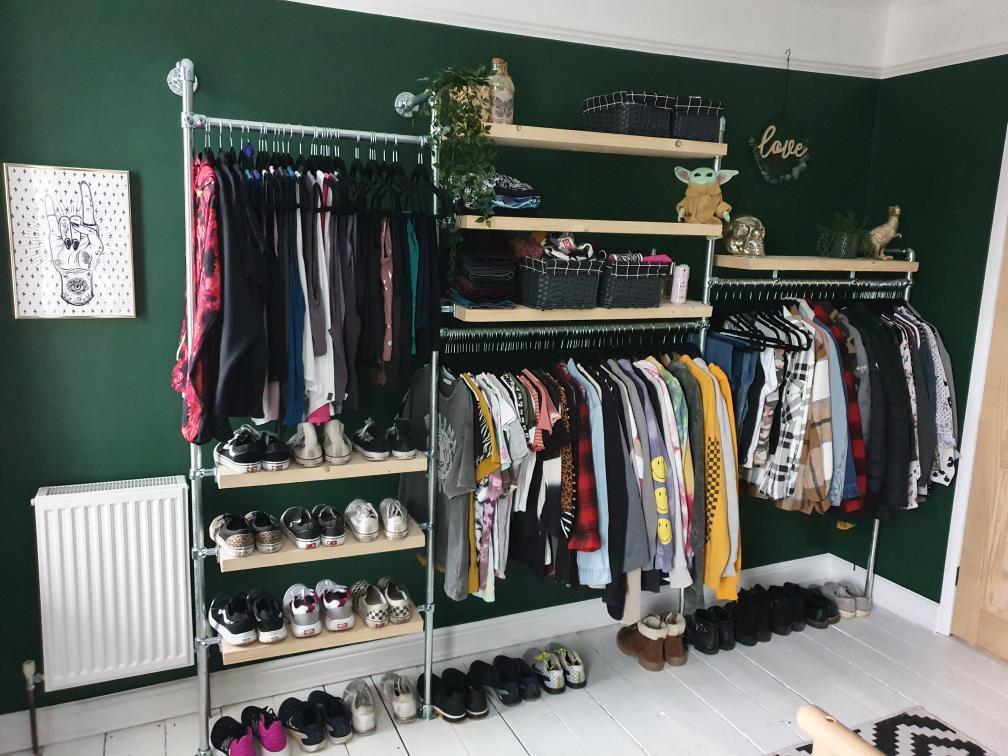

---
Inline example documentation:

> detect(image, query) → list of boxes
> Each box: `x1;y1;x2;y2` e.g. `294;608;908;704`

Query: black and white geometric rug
774;707;995;755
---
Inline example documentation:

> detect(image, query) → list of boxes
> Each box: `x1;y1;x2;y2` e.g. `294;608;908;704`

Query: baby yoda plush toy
675;166;739;224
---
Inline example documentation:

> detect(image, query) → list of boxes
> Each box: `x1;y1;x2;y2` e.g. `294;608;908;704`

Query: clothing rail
180;112;428;148
440;320;706;354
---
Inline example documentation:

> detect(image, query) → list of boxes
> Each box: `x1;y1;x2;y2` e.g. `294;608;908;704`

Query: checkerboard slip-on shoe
211;715;256;756
214;427;264;474
379;672;419;723
246;589;287;644
208;594;258;646
376;577;414;624
822;581;857;619
281;506;321;550
315;579;355;632
351;580;390;628
711;605;737;651
322;419;352;465
523;648;565;694
244;510;283;554
352;418;391;461
282;583;322;638
618;614;668;671
379;498;409;540
660;613;688;666
210;514;255;558
307;690;353;745
545;643;587;687
685;610;720;656
386;418;418;459
240;706;289;756
342;679;378;735
311;505;346;547
287;423;323;468
278;697;327;753
346;499;380;542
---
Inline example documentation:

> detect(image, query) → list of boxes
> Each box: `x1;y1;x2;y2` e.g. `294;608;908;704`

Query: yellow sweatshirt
709;363;741;600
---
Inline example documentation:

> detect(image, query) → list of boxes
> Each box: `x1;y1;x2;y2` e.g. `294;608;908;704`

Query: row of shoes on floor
211;676;412;755
208;578;414;646
210;498;410;558
213;418;418;474
425;644;586;722
618;581;871;671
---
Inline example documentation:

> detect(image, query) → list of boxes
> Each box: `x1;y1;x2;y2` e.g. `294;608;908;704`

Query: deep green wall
0;0;885;715
830;56;1008;601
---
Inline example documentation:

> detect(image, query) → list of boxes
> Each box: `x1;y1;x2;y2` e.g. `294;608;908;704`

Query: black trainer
311;505;347;547
257;429;291;471
210;716;254;755
804;586;839;629
685;609;721;655
246;588;286;644
386;418;418;459
758;584;794;636
710;604;737;651
281;506;321;550
418;672;466;721
468;658;521;705
352;418;391;461
208;593;257;646
307;690;353;744
278;697;327;752
443;667;489;718
214;427;263;473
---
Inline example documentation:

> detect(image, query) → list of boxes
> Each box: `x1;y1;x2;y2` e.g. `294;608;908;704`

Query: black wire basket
518;257;604;309
598;259;671;308
582;91;674;137
671;96;724;141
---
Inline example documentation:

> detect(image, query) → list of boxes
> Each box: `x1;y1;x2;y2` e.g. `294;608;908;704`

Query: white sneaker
546;642;587;688
379;672;418;723
287;423;323;468
343;679;377;735
351;580;390;628
315;579;355;632
379;498;409;539
282;583;322;638
323;420;352;465
345;499;380;542
377;577;414;624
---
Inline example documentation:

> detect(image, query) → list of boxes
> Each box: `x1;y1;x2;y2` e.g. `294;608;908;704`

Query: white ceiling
291;0;1008;78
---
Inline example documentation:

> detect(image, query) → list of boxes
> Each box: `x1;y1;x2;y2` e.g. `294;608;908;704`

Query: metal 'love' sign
749;115;809;184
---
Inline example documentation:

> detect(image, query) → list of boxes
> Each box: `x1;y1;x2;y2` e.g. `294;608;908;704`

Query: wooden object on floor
796;705;883;756
456;215;722;237
450;301;712;323
713;254;918;272
215;453;427;490
483;122;727;159
218;611;424;665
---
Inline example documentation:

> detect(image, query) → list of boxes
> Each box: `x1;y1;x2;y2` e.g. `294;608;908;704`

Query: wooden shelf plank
217;518;425;573
713;255;918;273
451;301;712;323
483;122;727;159
456;215;722;237
215;453;427;490
219;611;423;665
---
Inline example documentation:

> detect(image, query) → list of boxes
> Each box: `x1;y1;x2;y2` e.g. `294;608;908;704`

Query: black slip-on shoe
281;506;321;550
311;505;346;546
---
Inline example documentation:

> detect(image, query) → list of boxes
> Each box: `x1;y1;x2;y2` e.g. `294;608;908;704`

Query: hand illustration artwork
44;182;104;305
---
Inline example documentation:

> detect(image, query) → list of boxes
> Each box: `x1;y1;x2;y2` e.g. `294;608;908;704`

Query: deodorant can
670;264;690;304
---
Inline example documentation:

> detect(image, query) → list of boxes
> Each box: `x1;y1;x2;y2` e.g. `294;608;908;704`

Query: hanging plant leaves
749;114;810;184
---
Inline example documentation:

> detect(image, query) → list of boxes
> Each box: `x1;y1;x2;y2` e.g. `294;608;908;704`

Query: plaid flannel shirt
558;364;601;551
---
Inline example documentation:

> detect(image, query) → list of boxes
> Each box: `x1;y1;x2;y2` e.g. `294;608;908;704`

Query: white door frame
937;123;1008;635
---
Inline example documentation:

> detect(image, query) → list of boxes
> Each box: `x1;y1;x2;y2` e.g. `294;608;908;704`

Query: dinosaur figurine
861;205;901;260
675;166;739;224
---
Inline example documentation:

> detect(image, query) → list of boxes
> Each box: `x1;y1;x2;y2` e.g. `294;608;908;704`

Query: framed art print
4;163;135;318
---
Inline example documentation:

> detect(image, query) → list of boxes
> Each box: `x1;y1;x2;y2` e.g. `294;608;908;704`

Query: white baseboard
0;552;933;754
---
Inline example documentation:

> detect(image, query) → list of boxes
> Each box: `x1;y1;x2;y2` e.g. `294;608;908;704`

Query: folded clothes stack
490;174;542;215
448;233;518;309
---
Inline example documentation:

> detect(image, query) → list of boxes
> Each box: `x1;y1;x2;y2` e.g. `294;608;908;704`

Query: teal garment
407;218;420;355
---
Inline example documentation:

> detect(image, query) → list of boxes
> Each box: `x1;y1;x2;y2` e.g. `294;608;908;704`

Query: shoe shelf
450;301;712;323
215;453;428;490
483;122;728;160
217;518;425;573
218;610;424;666
713;255;918;273
455;215;722;237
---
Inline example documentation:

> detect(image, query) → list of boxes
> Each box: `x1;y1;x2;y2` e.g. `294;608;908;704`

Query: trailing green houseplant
414;66;497;222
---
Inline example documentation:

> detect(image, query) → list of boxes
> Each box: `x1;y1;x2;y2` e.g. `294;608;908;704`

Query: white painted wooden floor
8;608;1008;756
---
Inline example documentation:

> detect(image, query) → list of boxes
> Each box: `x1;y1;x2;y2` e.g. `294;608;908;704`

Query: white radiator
32;476;193;690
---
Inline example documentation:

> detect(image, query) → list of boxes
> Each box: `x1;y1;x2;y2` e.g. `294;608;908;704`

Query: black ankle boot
685;609;720;655
710;605;737;651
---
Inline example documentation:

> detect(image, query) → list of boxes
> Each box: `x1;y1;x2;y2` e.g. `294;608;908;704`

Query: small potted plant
816;209;866;259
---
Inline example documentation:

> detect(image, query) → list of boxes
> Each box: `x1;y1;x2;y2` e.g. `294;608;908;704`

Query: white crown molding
289;0;1008;79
